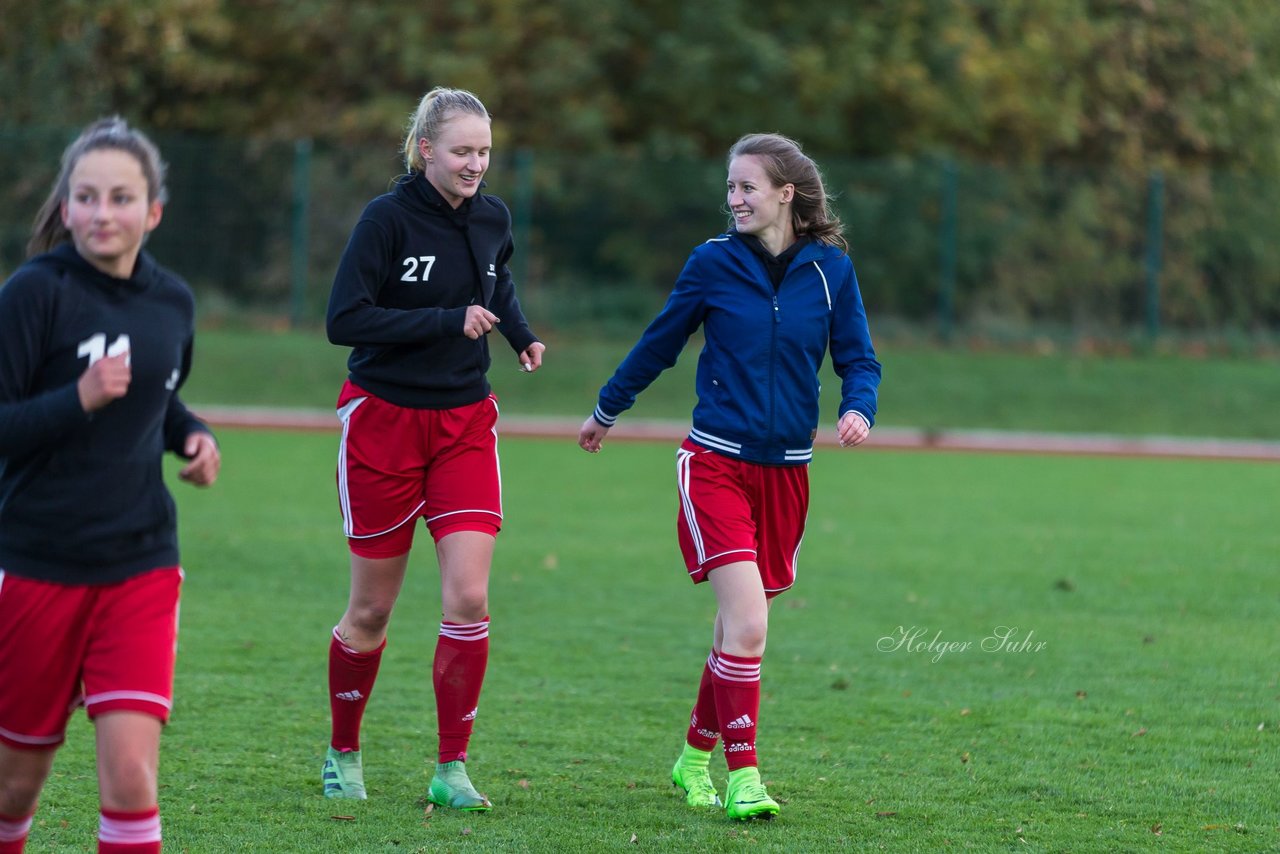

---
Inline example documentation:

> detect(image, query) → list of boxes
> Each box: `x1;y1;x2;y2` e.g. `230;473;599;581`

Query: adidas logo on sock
725;714;754;729
334;690;365;702
725;741;755;753
462;707;478;722
696;727;720;740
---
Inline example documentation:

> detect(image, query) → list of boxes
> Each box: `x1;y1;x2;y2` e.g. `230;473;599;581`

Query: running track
194;407;1280;463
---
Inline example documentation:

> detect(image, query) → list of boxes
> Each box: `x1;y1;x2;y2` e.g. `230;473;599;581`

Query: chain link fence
3;129;1278;343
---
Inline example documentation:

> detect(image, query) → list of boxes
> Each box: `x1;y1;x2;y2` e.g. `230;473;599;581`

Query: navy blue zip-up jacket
0;244;211;583
326;172;539;409
592;231;881;465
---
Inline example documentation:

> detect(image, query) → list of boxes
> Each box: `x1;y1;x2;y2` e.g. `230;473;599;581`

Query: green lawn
31;431;1279;852
185;327;1280;440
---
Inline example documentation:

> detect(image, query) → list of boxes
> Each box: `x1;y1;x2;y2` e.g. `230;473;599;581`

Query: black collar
738;233;811;289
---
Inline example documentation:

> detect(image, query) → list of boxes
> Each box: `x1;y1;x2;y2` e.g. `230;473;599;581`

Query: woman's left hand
518;342;546;373
837;411;870;448
179;431;221;486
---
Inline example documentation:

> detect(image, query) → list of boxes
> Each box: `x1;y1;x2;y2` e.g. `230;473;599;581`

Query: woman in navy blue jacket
579;133;880;821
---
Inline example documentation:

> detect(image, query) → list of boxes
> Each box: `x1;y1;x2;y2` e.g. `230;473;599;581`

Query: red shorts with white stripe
0;567;181;749
675;438;809;597
336;381;502;558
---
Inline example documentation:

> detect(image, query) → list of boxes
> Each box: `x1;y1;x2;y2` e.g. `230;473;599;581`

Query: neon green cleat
724;766;779;821
322;747;367;800
671;745;722;808
427;760;492;811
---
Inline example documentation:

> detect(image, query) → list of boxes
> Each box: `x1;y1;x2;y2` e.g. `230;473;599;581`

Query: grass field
30;430;1279;852
185;327;1280;440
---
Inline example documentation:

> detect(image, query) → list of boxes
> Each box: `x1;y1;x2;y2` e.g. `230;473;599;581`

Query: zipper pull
772;295;780;322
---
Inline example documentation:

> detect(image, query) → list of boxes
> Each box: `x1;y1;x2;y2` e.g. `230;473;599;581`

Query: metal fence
3;128;1278;340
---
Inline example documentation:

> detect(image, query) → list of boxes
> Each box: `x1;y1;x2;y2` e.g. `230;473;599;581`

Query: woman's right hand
462;305;500;339
77;353;131;413
578;416;610;453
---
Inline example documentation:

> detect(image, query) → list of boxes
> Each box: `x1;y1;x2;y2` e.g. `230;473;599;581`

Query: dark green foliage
4;1;1280;331
4;1;1279;169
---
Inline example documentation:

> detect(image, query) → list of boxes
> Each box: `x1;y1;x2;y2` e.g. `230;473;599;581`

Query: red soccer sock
684;649;721;752
328;629;385;752
712;651;762;771
434;618;490;764
97;807;160;853
0;811;33;854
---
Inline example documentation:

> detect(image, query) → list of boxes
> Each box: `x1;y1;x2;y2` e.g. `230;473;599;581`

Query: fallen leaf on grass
518;778;530;789
1151;823;1162;835
330;815;356;821
960;752;971;764
629;833;638;843
876;811;897;818
1075;690;1087;700
1132;727;1148;737
960;708;971;716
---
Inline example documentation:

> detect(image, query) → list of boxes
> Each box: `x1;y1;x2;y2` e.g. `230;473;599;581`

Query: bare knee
0;773;45;817
0;744;55;816
720;611;768;657
99;754;157;812
343;553;409;645
443;587;488;624
345;600;395;637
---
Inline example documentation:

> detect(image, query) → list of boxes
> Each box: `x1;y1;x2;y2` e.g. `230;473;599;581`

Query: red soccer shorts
0;567;182;749
675;438;810;598
336;381;503;558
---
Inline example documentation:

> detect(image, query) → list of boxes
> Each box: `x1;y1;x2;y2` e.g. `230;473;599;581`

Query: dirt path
193;406;1280;463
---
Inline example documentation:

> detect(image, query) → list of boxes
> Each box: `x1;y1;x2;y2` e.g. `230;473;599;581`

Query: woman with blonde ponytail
321;87;544;812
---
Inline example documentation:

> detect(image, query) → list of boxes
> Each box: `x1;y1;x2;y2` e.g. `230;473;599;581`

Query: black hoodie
0;244;211;583
325;172;540;409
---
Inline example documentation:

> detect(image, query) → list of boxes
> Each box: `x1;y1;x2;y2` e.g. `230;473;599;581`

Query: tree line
5;0;1278;171
3;0;1279;333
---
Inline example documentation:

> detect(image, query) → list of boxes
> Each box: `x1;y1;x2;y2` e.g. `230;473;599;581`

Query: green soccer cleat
427;760;493;811
322;747;367;800
724;766;779;821
671;745;722;808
